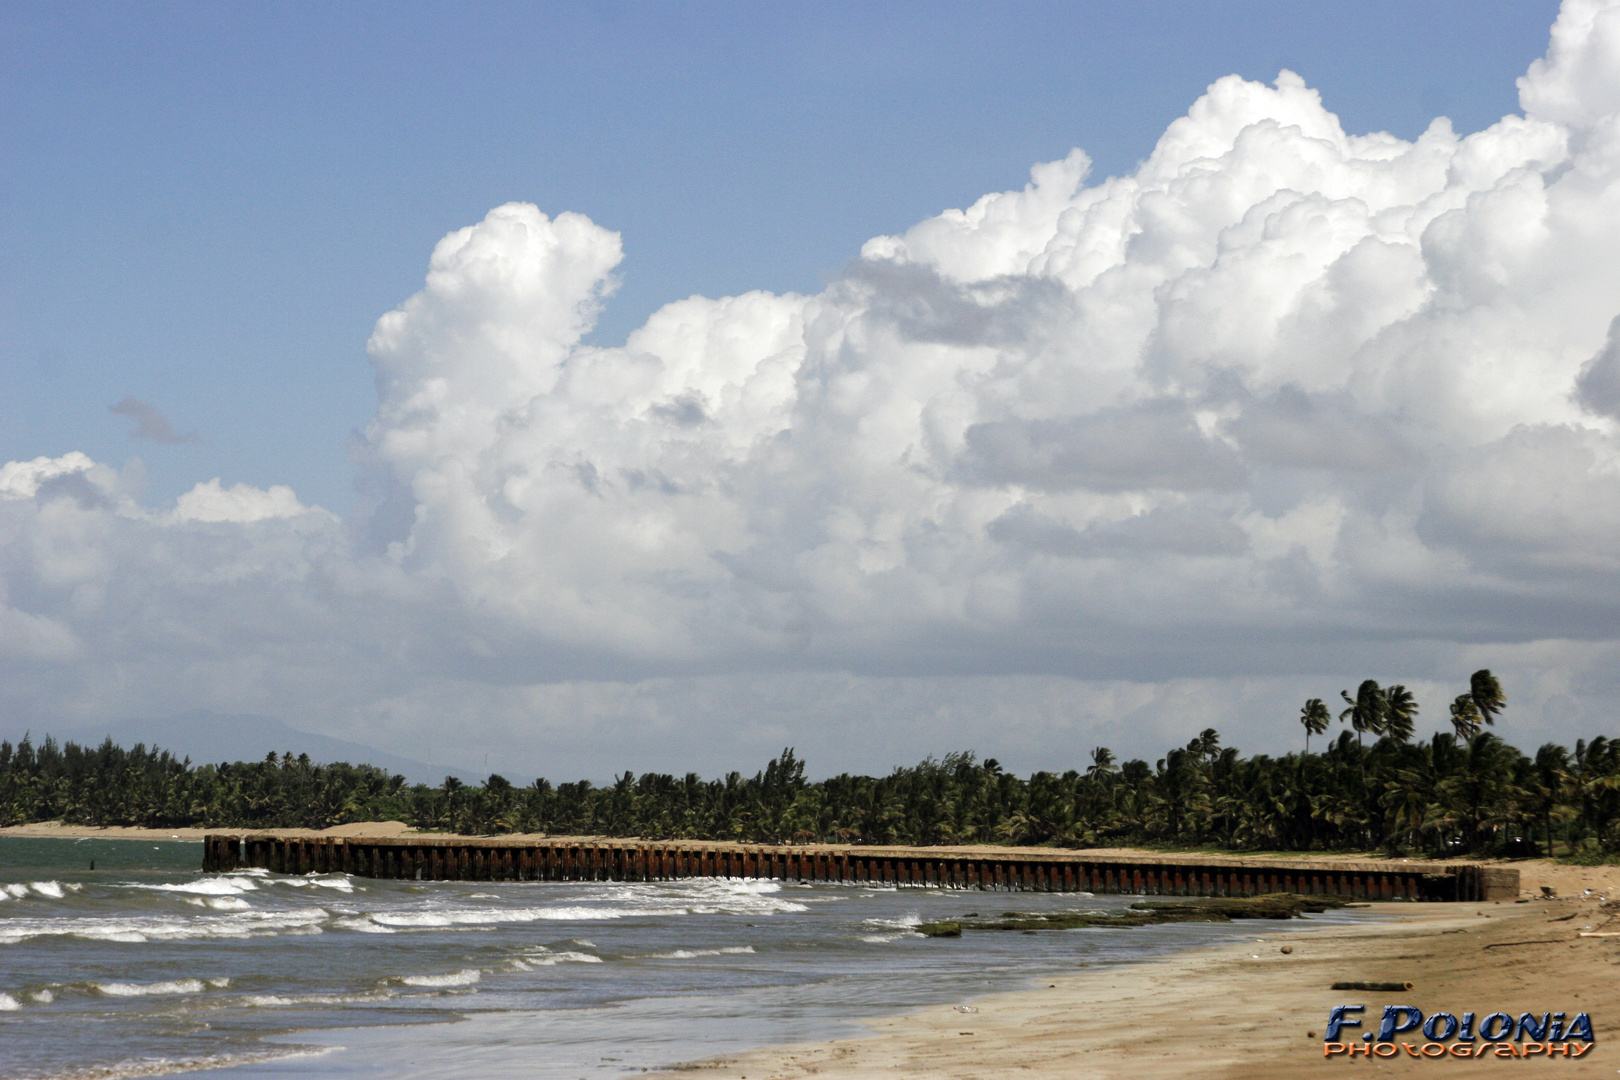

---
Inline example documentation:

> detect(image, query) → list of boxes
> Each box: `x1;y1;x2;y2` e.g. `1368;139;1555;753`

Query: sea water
0;837;1374;1079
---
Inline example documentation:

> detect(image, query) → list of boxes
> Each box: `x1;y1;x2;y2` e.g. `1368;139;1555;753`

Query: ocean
0;836;1372;1079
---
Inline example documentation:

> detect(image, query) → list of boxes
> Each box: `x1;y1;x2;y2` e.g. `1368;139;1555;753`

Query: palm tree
1531;744;1571;859
1470;669;1506;726
1340;680;1387;749
1449;694;1482;742
1381;685;1419;743
1299;699;1330;753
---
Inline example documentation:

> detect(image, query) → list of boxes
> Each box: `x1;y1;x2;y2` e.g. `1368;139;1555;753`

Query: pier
202;835;1517;901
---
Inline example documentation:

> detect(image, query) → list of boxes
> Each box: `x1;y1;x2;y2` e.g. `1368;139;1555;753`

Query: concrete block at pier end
1480;867;1520;900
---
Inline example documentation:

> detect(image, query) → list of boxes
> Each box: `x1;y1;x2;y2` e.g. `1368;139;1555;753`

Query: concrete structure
202;834;1519;901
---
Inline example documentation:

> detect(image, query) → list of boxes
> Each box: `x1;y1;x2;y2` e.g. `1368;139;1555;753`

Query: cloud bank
7;0;1620;774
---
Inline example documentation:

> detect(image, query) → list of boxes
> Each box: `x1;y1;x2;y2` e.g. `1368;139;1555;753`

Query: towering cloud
6;1;1620;771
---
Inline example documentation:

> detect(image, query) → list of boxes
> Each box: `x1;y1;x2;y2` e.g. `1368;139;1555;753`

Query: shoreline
7;826;1619;1079
647;880;1620;1080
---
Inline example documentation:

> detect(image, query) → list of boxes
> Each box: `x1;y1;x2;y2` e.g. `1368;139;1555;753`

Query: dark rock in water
917;920;962;937
1131;894;1354;920
919;894;1355;936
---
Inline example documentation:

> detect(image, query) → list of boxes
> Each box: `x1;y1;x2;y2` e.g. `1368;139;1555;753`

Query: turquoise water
0;837;1374;1079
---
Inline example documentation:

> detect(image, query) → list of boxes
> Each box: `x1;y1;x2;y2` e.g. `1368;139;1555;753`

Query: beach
651;862;1620;1080
7;823;1617;1079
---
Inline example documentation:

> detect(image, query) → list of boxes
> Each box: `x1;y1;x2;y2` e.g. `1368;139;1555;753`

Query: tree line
2;670;1616;859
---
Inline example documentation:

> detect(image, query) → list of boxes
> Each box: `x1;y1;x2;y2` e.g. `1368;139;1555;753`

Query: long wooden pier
202;835;1517;901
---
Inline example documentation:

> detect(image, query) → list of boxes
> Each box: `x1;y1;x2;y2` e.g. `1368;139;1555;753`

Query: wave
0;992;19;1010
274;874;355;893
243;990;393;1007
331;915;395;933
0;881;83;901
183;896;251;911
31;989;54;1003
367;904;685;928
0;907;330;945
396;968;481;988
129;872;352;897
640;946;756;959
859;913;923;942
94;979;208;997
513;950;602;968
131;876;261;897
10;1048;332;1080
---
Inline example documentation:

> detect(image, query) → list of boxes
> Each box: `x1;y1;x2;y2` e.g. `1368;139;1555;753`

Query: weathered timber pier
202;835;1518;901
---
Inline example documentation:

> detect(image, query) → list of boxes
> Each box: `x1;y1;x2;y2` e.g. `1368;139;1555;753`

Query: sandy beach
651;863;1620;1080
9;822;1618;1077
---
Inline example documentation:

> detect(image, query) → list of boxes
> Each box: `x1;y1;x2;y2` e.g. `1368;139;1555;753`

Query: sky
4;0;1618;781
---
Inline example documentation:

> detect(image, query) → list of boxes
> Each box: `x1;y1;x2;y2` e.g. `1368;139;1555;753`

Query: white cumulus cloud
6;1;1620;774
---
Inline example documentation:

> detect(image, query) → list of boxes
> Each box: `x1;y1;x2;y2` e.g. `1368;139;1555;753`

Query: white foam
207;977;230;988
644;946;756;959
277;874;355;892
95;978;207;997
135;875;261;896
30;989;54;1003
333;916;396;934
0;884;25;899
518;951;602;967
27;1049;331;1080
369;904;676;928
28;881;65;899
0;906;330;945
245;990;392;1007
0;992;19;1010
398;968;481;987
185;896;252;910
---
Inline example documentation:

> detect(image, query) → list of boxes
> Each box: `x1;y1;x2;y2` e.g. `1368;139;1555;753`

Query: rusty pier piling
202;835;1516;901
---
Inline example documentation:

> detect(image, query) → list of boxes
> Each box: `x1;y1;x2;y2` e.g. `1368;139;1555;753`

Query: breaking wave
640;946;756;959
0;907;330;945
396;968;481;988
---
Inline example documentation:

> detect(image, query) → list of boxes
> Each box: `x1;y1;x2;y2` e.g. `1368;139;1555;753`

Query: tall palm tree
1340;680;1387;749
1381;685;1419;743
1531;743;1571;859
1299;699;1330;754
1449;695;1482;742
1470;669;1506;726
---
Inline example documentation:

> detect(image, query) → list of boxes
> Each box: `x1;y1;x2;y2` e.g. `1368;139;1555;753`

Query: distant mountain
13;712;462;786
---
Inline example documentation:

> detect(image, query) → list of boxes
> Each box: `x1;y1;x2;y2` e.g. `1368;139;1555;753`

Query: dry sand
653;863;1620;1080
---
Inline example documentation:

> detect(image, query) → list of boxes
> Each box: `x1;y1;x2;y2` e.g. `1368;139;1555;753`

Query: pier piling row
202;835;1517;901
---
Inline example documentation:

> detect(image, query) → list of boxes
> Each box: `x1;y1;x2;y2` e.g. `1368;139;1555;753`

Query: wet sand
652;863;1620;1080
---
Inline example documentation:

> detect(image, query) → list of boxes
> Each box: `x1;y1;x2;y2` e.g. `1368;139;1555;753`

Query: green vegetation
2;670;1616;858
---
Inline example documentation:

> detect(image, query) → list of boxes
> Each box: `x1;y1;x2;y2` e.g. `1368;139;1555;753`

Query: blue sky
9;0;1620;778
2;1;1559;511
